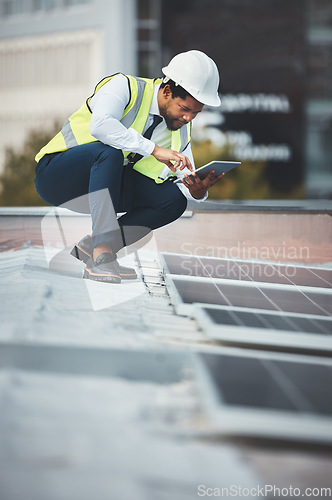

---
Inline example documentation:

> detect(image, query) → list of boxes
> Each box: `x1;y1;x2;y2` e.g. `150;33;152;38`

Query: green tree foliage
0;127;58;207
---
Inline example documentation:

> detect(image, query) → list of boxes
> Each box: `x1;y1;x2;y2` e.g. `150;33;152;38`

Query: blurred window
1;0;25;16
63;0;90;6
306;0;332;194
0;0;90;16
137;0;161;77
31;0;55;11
0;35;91;89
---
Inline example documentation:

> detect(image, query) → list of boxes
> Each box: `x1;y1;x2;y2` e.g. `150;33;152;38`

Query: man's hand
181;170;225;199
152;145;193;172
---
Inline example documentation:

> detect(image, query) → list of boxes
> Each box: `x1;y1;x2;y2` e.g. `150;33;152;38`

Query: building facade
0;0;137;170
161;0;332;198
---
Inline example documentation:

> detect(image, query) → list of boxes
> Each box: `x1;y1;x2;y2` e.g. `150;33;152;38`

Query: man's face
159;91;204;131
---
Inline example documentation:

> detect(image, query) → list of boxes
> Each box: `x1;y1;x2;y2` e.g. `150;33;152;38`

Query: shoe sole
119;270;138;279
83;268;121;284
71;245;137;280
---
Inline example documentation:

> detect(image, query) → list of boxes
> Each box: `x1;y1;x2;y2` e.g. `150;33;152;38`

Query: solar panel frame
193;303;332;351
165;274;332;317
192;345;332;443
164;273;193;316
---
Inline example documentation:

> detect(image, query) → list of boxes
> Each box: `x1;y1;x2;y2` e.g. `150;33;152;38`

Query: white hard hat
162;50;221;107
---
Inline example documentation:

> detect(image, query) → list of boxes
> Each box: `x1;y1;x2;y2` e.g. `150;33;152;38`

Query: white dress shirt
89;73;207;202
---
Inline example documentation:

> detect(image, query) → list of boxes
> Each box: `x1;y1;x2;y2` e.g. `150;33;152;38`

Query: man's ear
162;84;172;99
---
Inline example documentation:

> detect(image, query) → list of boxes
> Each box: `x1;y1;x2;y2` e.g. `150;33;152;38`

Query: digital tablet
174;161;241;184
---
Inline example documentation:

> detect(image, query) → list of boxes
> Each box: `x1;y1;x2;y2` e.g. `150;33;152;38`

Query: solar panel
194;304;332;351
193;346;332;443
166;275;332;317
161;253;332;288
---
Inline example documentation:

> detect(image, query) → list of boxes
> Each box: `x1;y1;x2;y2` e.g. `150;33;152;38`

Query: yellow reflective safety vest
35;73;191;184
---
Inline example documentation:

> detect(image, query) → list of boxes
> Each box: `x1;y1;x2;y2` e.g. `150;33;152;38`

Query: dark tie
128;115;162;165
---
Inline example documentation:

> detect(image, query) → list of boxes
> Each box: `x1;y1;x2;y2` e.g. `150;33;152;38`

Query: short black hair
160;79;191;100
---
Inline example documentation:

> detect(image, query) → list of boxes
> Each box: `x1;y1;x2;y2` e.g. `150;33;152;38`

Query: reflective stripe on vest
61;119;79;149
121;78;146;129
57;77;147;152
35;73;192;183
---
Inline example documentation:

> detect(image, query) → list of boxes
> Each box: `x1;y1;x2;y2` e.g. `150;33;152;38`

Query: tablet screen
175;161;241;183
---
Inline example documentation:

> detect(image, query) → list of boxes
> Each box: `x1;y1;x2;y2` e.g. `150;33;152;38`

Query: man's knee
174;192;187;217
161;190;187;224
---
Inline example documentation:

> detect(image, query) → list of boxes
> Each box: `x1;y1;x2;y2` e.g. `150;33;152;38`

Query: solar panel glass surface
193;348;332;442
203;306;332;335
170;278;332;316
161;253;332;288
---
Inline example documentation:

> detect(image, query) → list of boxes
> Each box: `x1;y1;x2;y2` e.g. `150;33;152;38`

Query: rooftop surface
0;201;332;500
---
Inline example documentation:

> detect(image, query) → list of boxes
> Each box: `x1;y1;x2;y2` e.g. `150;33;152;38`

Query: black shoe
83;253;121;284
70;234;92;263
71;235;137;280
